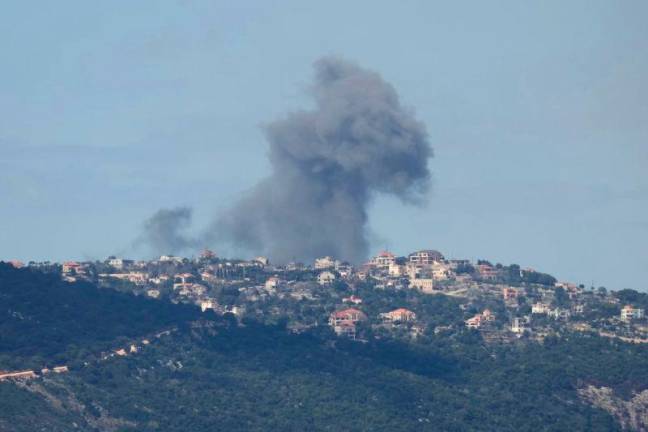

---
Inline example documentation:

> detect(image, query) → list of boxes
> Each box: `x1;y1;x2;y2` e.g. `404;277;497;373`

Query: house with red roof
380;308;417;323
329;308;367;339
62;261;82;274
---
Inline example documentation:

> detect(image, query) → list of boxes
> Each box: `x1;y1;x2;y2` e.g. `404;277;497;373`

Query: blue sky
1;1;647;290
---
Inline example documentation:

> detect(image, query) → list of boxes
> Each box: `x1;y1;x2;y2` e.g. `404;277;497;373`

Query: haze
1;1;647;291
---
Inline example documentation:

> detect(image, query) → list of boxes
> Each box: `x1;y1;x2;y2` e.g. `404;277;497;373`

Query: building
511;317;527;334
146;289;161;299
286;262;304;271
159;255;183;264
200;249;216;260
481;309;495;322
314;256;336;270
409;277;434;294
317;271;336;285
572;304;585;314
106;257;134;270
431;261;452;280
465;315;483;329
62;261;82;274
102;272;148;285
265;276;281;291
254;256;269;266
329;308;367;326
371;251;396;269
173;273;195;290
531;303;550;314
388;262;405;277
333;321;357;338
329;308;367;339
342;295;363;305
621;305;645;321
335;262;353;276
200;271;217;283
555;281;579;292
0;370;37;381
465;309;495;329
476;264;499;279
178;283;206;297
149;275;169;285
200;299;219;312
408;250;444;266
548;308;571;320
380;308;417;323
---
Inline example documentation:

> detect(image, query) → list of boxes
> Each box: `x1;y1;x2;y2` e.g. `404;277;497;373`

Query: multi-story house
372;251;396;269
621;305;645;321
380;308;417;323
329;308;367;338
408;250;444;266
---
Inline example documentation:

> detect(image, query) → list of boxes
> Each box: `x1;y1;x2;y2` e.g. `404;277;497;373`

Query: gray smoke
138;207;197;256
214;56;432;263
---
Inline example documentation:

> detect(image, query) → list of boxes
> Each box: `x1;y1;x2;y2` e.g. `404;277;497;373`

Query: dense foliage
0;263;202;369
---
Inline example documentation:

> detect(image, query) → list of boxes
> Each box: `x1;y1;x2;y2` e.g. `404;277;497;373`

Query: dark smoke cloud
214;56;432;263
138;207;197;256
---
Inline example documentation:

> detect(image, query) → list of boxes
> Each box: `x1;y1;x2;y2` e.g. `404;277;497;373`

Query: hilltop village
8;249;647;345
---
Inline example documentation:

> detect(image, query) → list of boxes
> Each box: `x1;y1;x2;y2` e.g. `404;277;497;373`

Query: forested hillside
0;263;202;369
2;264;648;431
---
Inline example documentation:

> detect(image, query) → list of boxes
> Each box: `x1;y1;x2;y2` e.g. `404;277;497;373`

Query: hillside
0;263;202;370
2;263;648;431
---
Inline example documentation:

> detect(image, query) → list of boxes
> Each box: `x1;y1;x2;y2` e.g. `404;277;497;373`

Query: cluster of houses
8;246;647;344
328;306;417;339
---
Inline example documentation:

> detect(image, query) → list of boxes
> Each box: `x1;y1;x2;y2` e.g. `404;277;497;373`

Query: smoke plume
214;56;432;263
138;207;197;256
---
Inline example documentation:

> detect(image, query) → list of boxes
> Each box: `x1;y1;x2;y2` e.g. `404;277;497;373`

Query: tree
553;287;570;308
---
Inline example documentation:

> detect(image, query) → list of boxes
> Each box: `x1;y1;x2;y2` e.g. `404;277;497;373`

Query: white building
342;295;363;305
254;256;270;266
572;304;585;314
548;308;571;320
371;251;396;269
511;317;527;334
317;271;336;285
106;257;133;269
314;256;336;270
265;276;280;291
159;255;184;264
388;263;405;277
408;250;444;266
146;289;161;299
621;305;645;321
531;303;550;314
200;299;218;312
431;261;452;280
409;277;434;294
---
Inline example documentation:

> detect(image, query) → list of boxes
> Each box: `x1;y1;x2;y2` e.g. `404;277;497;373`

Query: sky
1;1;647;291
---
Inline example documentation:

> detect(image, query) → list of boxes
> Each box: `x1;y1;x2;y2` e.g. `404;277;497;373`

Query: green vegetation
0;263;202;369
1;263;647;431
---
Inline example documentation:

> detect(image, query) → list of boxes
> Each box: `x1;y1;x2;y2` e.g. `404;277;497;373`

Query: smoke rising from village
138;207;197;256
138;56;433;262
213;56;432;263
